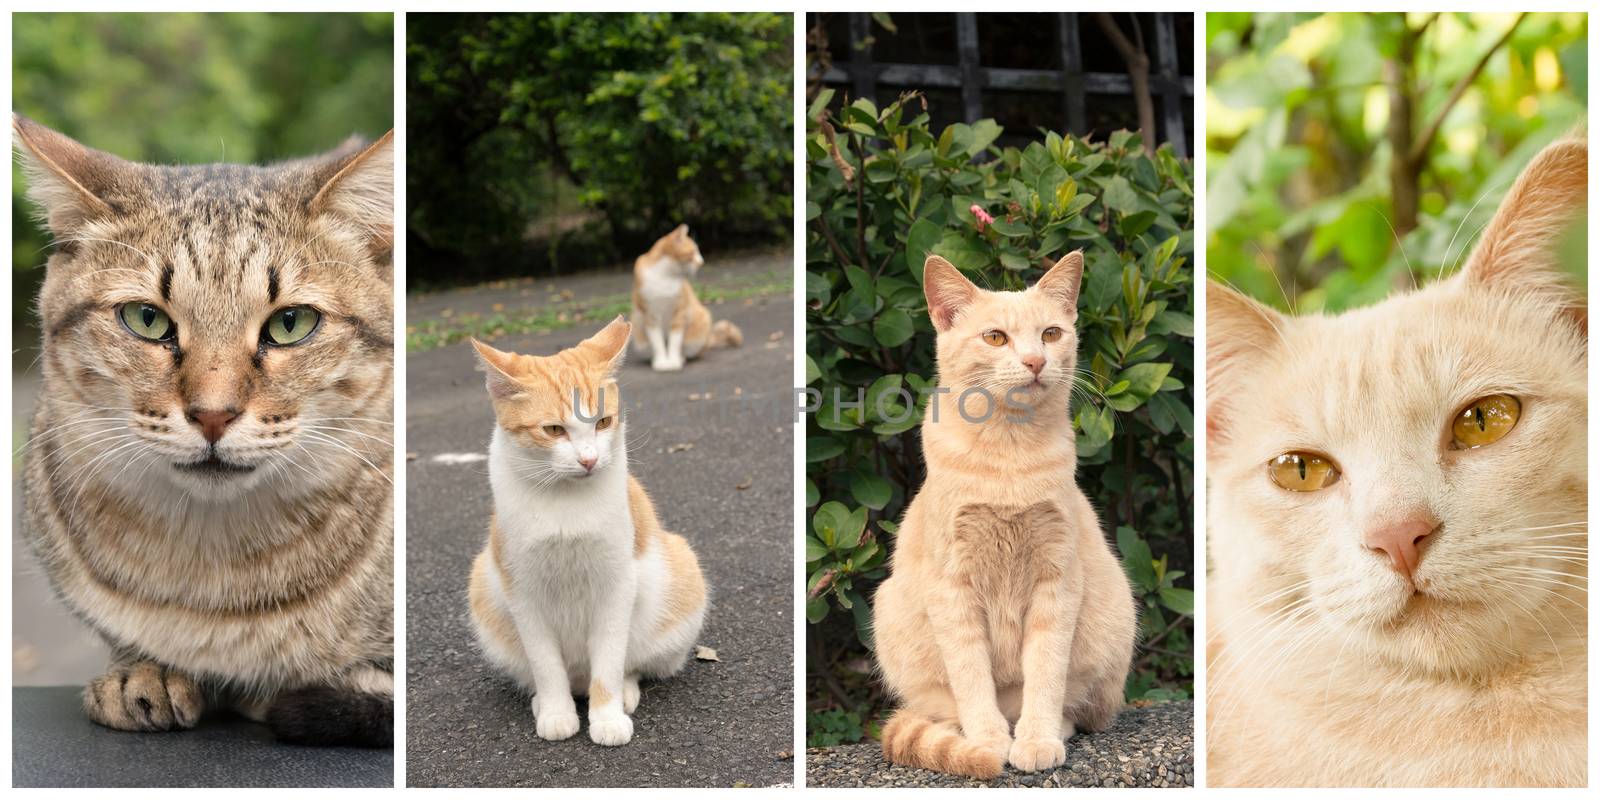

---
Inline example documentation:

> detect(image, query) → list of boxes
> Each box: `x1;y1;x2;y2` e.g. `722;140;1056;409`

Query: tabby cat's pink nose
1364;514;1437;580
187;408;239;444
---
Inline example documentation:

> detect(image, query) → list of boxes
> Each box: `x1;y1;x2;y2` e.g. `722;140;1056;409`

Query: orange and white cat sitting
871;253;1137;779
630;224;742;371
1207;134;1587;787
466;318;708;746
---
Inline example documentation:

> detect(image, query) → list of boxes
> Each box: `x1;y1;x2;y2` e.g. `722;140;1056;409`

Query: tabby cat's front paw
1008;736;1067;772
83;661;203;732
588;711;634;746
533;697;581;741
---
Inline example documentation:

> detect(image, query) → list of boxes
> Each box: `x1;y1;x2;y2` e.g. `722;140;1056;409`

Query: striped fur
15;115;394;746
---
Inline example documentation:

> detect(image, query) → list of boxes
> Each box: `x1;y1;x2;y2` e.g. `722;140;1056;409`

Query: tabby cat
1206;133;1587;786
467;318;708;746
15;115;395;747
630;224;742;371
872;253;1137;779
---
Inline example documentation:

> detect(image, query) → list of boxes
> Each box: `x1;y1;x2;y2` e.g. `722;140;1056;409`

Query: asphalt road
404;252;795;788
806;701;1194;788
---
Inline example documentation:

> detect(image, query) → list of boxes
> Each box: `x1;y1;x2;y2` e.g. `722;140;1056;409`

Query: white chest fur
638;258;686;321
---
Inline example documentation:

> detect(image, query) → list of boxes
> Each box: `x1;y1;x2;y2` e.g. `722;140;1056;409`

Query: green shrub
407;12;792;274
804;90;1195;739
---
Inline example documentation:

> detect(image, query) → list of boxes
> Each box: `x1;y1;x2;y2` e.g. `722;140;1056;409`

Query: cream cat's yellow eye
118;303;175;342
264;306;321;346
1452;394;1520;449
596;416;615;431
1268;452;1341;492
543;424;566;437
1041;327;1064;343
982;330;1008;347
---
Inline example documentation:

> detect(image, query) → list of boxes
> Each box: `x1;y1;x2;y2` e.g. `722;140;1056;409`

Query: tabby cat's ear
923;255;979;332
309;129;395;262
12;114;130;236
578;316;631;375
1456;133;1586;326
469;338;525;400
1033;251;1085;317
673;223;690;239
1207;282;1286;447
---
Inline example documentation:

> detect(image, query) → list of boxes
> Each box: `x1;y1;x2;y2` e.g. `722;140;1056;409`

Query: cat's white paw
1008;736;1066;772
651;356;683;372
588;712;634;746
533;701;581;741
623;676;641;714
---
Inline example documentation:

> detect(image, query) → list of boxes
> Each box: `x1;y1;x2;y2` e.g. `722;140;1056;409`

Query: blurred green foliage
11;12;394;341
406;13;792;285
1207;12;1586;311
805;91;1194;745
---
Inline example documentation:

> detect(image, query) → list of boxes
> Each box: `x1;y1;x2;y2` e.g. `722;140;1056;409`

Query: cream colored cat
1207;134;1587;787
630;224;742;371
466;318;708;746
872;253;1137;779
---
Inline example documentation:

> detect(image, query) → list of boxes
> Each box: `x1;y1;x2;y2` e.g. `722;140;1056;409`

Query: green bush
804;91;1195;740
407;12;792;277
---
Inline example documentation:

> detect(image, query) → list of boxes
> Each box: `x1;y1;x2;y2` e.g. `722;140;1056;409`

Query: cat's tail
709;319;743;349
880;709;1005;779
266;687;392;748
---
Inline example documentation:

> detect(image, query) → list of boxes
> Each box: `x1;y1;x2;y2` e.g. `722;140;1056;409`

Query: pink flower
971;204;995;231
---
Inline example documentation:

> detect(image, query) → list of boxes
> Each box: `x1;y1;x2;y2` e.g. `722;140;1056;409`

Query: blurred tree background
11;12;394;354
1208;12;1587;311
406;13;792;288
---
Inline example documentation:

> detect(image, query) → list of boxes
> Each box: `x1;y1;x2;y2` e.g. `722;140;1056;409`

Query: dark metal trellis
821;12;1192;159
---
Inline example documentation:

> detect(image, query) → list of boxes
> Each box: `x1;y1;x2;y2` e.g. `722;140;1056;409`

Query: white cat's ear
1207;281;1287;447
923;255;979;332
1033;251;1085;317
309;129;394;262
469;338;525;400
579;315;631;375
12;114;130;235
1457;133;1585;319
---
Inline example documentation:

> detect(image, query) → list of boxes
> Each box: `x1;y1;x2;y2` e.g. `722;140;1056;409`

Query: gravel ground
805;701;1193;788
404;251;795;788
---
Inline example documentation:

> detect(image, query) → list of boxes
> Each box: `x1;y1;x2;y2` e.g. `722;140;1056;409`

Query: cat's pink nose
1021;355;1045;375
1364;514;1438;580
187;408;239;444
578;455;597;472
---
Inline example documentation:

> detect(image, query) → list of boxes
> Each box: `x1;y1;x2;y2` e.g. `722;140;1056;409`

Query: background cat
15;114;395;747
1206;134;1587;786
630;224;742;371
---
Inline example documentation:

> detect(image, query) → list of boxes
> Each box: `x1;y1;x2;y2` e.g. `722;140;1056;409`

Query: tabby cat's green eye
118;303;175;342
263;306;321;346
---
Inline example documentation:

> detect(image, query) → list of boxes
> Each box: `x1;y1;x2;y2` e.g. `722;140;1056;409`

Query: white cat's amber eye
1042;327;1064;343
542;424;566;437
1268;452;1341;492
263;306;321;346
118;303;175;342
982;330;1008;347
1452;394;1520;449
596;416;615;431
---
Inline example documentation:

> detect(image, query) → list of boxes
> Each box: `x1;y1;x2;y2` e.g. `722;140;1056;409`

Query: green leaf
806;87;835;122
849;469;893;510
1116;362;1172;401
806;536;829;562
987;219;1030;237
1159;587;1194;615
904;217;941;277
806;435;845;462
1101;175;1141;213
931;232;992;271
872;307;915;347
805;354;822;385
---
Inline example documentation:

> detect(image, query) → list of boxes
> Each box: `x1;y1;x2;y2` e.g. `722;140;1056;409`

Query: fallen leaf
767;330;784;342
694;645;720;662
736;477;752;490
688;393;702;402
491;303;504;312
405;452;419;461
667;442;695;454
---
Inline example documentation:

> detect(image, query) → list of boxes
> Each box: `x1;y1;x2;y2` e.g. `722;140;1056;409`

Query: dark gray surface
806;701;1194;788
12;686;392;788
405;254;795;788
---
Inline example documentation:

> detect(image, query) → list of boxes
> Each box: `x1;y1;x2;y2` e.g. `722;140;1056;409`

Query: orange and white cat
871;253;1137;779
1207;134;1587;786
465;318;708;746
630;224;741;371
